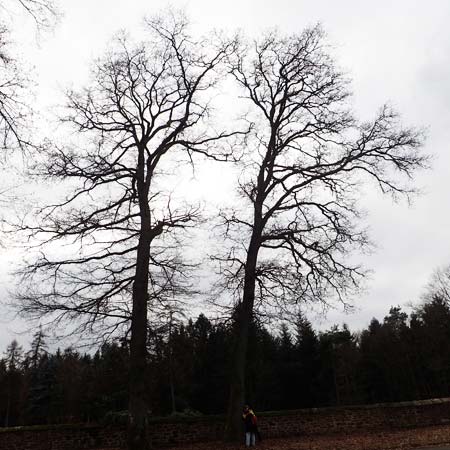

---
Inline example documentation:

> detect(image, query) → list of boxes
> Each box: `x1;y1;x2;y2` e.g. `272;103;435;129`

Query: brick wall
258;397;450;438
1;398;450;449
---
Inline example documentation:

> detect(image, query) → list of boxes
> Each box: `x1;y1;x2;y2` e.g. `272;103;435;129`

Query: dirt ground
161;428;450;450
163;439;315;450
162;435;388;450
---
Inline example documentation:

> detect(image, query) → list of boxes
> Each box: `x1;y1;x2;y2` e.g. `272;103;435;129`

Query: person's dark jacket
242;409;257;432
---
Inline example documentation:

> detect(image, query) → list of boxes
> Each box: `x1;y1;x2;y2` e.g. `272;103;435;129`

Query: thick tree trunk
128;231;151;450
128;151;152;450
224;234;259;442
224;290;253;441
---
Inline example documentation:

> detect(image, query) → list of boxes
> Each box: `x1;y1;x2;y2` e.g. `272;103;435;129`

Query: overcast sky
1;0;450;350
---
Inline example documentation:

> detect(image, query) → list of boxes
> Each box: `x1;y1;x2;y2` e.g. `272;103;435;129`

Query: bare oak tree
15;15;238;450
219;25;426;440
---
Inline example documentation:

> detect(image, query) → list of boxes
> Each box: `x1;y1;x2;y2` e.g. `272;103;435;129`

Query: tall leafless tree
14;15;239;450
218;25;427;440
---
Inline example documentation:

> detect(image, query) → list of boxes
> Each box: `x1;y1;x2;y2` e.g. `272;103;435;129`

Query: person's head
243;405;250;413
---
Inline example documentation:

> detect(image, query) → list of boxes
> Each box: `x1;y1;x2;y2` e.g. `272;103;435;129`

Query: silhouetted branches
221;24;427;440
15;17;239;338
0;0;58;151
12;13;241;450
219;25;426;314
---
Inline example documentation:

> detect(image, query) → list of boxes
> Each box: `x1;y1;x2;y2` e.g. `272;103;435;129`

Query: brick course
1;398;450;449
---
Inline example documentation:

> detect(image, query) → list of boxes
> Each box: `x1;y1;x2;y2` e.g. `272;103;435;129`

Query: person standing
242;405;258;447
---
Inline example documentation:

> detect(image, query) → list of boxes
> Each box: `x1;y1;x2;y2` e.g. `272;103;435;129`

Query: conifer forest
2;294;450;427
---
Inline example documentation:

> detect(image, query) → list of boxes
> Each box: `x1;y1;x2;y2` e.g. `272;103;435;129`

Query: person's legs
251;432;256;446
245;431;251;447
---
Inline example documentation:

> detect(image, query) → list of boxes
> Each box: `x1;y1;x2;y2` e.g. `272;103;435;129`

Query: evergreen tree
293;314;320;407
2;340;24;426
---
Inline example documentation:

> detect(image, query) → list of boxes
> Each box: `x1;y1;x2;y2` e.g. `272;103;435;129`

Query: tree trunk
224;237;259;442
224;298;252;441
128;231;151;450
225;160;265;441
128;151;152;450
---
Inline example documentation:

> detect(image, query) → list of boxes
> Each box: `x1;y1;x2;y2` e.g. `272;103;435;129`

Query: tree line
2;293;450;427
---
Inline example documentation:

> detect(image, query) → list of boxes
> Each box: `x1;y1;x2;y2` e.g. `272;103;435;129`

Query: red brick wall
1;398;450;449
258;398;450;438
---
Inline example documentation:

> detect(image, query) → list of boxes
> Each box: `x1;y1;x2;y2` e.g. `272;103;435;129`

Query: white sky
1;0;450;350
